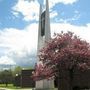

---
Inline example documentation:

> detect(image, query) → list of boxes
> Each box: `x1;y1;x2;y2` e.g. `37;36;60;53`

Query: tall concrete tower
37;0;51;53
36;0;54;89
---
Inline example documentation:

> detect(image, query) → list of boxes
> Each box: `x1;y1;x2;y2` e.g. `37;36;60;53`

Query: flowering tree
33;31;90;89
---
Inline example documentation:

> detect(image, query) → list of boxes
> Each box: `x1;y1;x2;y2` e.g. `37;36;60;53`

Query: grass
0;84;33;90
0;84;57;90
0;84;15;88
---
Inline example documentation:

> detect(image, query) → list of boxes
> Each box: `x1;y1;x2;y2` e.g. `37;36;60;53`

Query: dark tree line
0;66;22;86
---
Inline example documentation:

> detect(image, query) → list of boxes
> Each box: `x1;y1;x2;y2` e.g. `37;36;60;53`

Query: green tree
0;69;13;86
12;66;22;77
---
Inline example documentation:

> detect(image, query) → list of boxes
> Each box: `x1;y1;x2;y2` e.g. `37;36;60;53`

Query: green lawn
0;84;33;90
0;84;14;88
0;84;57;90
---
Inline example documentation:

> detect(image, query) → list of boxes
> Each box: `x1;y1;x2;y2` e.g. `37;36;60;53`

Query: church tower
36;0;54;89
37;0;51;53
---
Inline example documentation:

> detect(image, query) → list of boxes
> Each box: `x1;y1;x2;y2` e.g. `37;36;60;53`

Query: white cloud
12;0;78;21
60;0;78;4
48;0;79;21
44;0;78;9
51;23;90;42
50;11;58;18
0;23;38;66
0;56;16;65
0;22;90;66
0;23;38;54
12;0;39;21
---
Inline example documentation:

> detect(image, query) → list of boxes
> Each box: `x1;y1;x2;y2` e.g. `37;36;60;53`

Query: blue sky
0;0;90;68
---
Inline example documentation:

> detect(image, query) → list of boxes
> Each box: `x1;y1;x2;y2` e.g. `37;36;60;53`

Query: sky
0;0;90;68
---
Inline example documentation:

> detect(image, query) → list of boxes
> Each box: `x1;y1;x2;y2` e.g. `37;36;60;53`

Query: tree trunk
58;69;71;90
69;69;73;90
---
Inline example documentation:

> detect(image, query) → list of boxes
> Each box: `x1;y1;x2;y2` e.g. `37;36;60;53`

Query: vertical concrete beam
45;0;51;41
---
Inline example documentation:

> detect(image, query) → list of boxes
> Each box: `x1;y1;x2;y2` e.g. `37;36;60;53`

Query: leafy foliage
0;70;13;86
12;66;22;77
33;31;90;80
